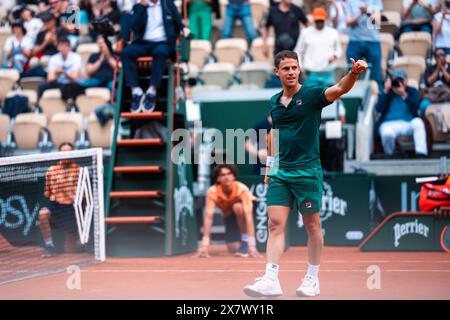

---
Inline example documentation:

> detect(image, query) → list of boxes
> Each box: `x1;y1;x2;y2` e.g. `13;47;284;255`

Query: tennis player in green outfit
243;50;367;298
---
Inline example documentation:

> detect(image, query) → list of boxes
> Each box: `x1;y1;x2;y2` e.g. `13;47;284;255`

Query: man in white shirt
294;7;342;86
38;36;84;100
3;20;33;72
120;0;189;113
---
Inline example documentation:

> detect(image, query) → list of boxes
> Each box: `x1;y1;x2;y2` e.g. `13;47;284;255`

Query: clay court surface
0;245;449;300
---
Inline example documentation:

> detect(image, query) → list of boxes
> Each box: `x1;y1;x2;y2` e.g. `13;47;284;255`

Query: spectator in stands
31;11;67;60
38;0;51;15
2;20;33;73
376;69;428;157
245;115;272;175
433;1;450;55
187;0;220;41
120;0;189;113
19;5;44;42
330;0;348;33
425;48;450;88
22;12;63;78
401;0;438;34
49;0;78;36
420;48;450;114
194;164;259;258
90;0;121;40
262;0;308;57
38;36;84;100
38;142;82;258
294;7;342;86
346;0;383;91
80;36;117;90
222;0;257;43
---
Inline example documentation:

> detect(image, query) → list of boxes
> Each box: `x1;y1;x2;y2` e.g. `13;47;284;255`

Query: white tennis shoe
296;275;320;297
243;275;283;298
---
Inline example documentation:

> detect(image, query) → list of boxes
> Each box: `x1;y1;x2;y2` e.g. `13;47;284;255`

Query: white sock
306;263;320;279
132;87;143;95
265;263;279;280
241;233;248;243
44;239;54;247
146;86;156;96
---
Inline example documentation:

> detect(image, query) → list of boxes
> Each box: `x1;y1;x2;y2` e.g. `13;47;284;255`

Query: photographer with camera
375;69;428;158
120;0;190;113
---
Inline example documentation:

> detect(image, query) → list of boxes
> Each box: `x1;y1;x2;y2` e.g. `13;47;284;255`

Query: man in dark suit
121;0;190;113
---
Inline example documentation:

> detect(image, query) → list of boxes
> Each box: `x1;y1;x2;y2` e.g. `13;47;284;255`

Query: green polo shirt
270;84;331;170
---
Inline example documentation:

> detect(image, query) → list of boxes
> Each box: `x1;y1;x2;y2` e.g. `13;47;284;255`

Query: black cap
40;11;55;22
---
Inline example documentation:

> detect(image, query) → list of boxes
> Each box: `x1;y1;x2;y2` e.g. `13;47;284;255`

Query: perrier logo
393;219;430;247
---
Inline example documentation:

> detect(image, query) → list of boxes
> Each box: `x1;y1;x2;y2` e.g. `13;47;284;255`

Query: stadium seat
392;56;426;83
0;69;19;102
12;113;47;149
20;77;46;92
383;0;403;12
86;113;113;148
379;32;394;74
192;85;222;94
380;11;401;36
186;63;200;79
6;89;38;110
250;0;269;28
407;78;419;90
76;87;111;117
399;32;432;59
200;63;236;89
190;40;212;68
0;29;12;57
214;38;248;67
48;112;83;147
0;7;8;20
229;83;260;91
28;55;51;70
0;113;10;144
39;89;67;121
77;43;100;76
238;61;273;88
250;37;274;63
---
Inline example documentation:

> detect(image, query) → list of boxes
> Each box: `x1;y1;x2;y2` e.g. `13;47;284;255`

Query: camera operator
375;69;428;157
120;0;190;113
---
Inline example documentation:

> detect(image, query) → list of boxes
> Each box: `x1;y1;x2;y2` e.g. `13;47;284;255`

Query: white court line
194;260;450;264
79;269;450;273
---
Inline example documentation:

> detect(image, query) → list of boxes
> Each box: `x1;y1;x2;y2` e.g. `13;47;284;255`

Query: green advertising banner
169;150;198;255
360;214;446;251
240;175;290;252
240;174;371;250
288;173;371;246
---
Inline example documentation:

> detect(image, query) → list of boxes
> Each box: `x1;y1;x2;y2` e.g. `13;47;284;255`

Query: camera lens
392;79;400;87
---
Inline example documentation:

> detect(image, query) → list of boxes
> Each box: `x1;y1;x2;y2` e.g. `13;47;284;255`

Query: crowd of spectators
0;0;448;157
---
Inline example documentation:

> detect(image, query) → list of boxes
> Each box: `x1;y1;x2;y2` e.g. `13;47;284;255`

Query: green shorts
266;166;323;214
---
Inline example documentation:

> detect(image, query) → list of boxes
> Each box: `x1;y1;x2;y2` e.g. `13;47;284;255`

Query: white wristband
202;237;210;246
248;236;256;247
266;156;274;168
